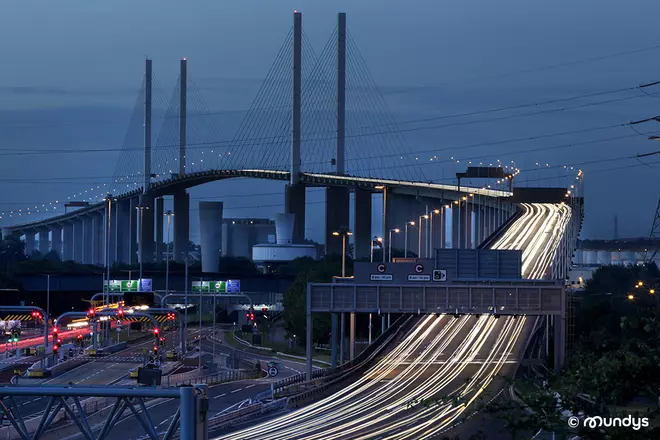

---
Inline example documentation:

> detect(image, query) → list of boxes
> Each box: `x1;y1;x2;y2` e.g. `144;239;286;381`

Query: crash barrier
167;369;263;387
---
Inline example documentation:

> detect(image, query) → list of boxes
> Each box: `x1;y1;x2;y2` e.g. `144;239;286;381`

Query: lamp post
418;215;429;258
370;237;382;263
404;221;415;258
135;204;149;291
184;252;189;350
332;229;353;278
388;228;400;262
165;211;174;294
104;194;114;342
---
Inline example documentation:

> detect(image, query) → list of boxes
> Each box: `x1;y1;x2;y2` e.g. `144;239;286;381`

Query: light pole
165;210;174;294
44;274;50;347
198;276;203;377
370;237;382;263
388;228;400;262
136;204;149;290
418;215;429;258
183;252;189;350
404;221;415;258
104;194;114;343
429;210;440;258
332;229;353;278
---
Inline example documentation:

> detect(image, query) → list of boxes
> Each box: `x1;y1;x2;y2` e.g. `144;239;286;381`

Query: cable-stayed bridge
0;12;581;277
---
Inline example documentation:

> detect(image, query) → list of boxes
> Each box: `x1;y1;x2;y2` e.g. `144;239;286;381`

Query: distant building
221;218;275;260
252;213;317;273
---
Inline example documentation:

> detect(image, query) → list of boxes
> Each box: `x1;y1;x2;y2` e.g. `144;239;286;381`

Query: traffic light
87;308;95;318
117;309;124;318
76;334;83;345
31;310;42;320
53;344;59;353
153;345;159;353
159;337;165;346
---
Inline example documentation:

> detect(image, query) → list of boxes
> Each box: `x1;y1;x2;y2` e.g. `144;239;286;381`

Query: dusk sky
1;0;660;243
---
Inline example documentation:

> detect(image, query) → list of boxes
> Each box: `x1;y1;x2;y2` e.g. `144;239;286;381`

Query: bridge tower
285;11;306;244
326;12;351;256
173;58;190;263
138;58;155;265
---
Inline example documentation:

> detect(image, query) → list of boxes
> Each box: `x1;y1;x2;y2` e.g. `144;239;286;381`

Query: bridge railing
280;315;414;403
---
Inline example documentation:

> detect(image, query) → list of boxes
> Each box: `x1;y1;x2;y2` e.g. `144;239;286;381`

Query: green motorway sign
191;280;236;293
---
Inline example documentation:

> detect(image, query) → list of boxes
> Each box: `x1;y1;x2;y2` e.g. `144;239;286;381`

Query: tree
218;256;259;275
43;250;61;262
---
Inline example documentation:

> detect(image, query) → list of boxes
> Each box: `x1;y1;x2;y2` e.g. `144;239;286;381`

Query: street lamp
332;229;353;277
165;210;174;294
103;194;115;305
370;236;382;263
388;228;400;262
135;204;150;291
404;221;415;258
418;215;429;258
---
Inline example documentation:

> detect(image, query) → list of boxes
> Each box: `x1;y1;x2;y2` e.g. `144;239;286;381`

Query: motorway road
213;203;572;439
0;328;88;354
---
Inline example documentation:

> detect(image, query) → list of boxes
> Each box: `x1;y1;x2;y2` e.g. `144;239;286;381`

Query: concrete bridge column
93;213;104;265
51;226;62;259
114;199;128;264
285;184;306;244
128;196;138;265
465;204;474;249
62;223;73;261
155;197;164;263
199;202;223;273
451;205;460;249
38;230;49;255
82;216;93;264
349;312;356;361
138;195;155;264
24;232;36;256
73;219;83;263
173;190;189;262
353;189;372;261
325;187;350;256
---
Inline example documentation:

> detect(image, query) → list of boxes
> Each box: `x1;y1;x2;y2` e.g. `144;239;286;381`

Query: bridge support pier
173;190;190;263
24;232;35;256
465;203;473;249
72;220;83;263
155;197;164;263
51;226;62;259
553;314;566;373
451;206;460;249
82;216;93;264
386;194;425;256
331;312;338;368
199;202;223;273
138;195;155;264
93;213;104;265
285;184;306;244
38;230;49;255
114;199;128;264
128;197;138;264
381;315;385;335
325;187;349;256
353;189;372;260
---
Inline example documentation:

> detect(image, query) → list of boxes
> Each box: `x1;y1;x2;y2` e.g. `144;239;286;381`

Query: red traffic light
53;345;59;352
77;334;83;340
88;308;95;317
262;307;268;312
56;338;62;345
52;327;58;334
153;328;159;336
117;309;124;317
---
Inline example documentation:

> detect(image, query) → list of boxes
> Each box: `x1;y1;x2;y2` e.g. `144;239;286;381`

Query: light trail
214;202;573;439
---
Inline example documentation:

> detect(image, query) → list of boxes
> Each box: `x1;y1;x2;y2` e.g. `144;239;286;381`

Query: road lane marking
213;393;227;399
245;384;255;389
230;388;242;394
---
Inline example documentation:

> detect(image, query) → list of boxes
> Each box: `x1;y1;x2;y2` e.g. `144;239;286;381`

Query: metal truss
0;385;207;440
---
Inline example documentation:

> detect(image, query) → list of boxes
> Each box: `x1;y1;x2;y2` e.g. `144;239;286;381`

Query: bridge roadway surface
213;202;570;439
98;335;318;440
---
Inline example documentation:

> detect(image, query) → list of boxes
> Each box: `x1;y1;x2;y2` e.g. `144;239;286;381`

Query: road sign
408;274;431;282
370;274;393;281
268;366;278;377
433;269;447;282
414;264;424;273
376;263;386;273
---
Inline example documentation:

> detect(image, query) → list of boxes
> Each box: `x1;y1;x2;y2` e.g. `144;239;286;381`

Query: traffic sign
376;263;386;273
268;366;279;377
433;269;447;282
408;274;431;282
414;264;424;273
370;274;393;281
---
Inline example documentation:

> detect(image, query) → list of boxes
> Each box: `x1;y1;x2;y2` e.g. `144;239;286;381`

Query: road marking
245;384;255;389
230;388;242;394
213;393;227;399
